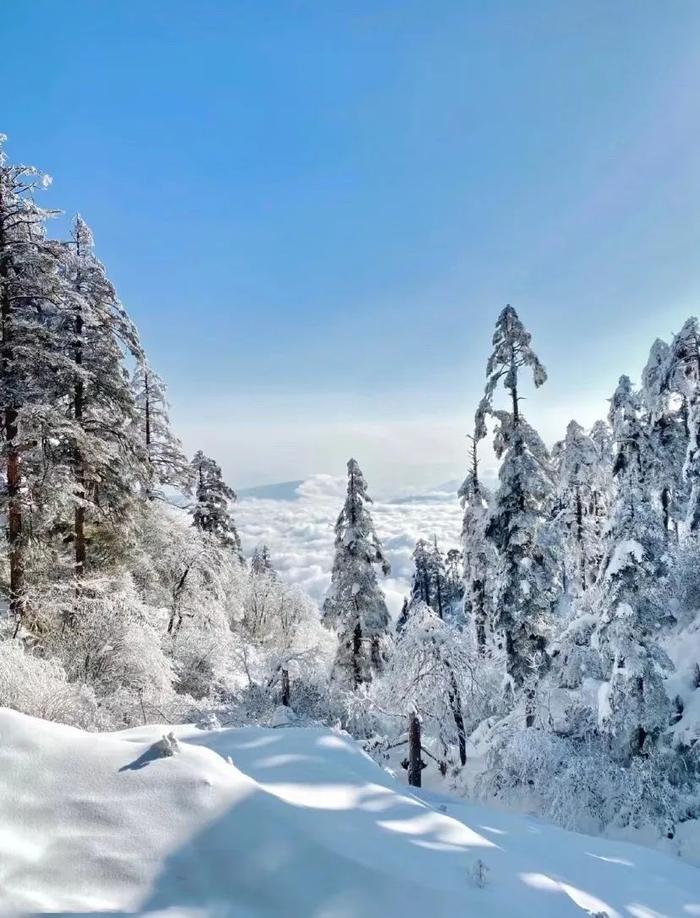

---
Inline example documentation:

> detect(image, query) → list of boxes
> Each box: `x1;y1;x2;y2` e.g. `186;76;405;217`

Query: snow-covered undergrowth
1;707;699;918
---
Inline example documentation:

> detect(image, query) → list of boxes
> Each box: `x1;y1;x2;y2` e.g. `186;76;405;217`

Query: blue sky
4;2;700;490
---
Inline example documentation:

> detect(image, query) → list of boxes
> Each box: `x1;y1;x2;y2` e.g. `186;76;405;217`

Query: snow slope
1;708;698;917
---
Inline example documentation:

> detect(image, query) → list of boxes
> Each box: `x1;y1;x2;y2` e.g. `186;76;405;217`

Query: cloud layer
236;475;464;617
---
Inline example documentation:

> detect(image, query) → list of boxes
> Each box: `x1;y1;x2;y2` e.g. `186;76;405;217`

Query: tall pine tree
191;450;243;559
458;434;493;651
58;215;146;580
322;459;391;688
0;136;67;624
477;305;556;722
593;375;672;760
132;361;192;499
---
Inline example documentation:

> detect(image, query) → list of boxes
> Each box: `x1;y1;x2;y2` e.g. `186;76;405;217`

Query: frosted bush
0;640;100;729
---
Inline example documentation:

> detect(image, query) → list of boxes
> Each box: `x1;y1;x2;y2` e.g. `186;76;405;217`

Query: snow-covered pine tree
590;419;614;561
191;450;243;559
551;420;600;593
399;537;456;632
444;548;464;612
428;538;449;620
477;305;557;722
57;215;147;579
593;375;673;760
668;318;700;531
640;338;688;539
0;136;66;623
132;361;192;499
322;458;391;688
251;543;275;576
408;538;433;609
458;434;493;651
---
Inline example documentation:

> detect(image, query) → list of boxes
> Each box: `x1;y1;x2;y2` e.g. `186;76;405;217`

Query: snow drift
1;707;698;917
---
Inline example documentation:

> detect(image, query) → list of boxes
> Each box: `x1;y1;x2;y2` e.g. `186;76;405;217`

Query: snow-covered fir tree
0;136;64;624
589;419;614;562
322;459;391;688
552;420;600;593
593;375;673;760
666;319;700;532
401;537;452;624
476;305;557;721
458;434;493;651
56;215;148;583
640;338;688;539
251;544;275;576
132;361;192;499
191;450;243;558
443;548;464;611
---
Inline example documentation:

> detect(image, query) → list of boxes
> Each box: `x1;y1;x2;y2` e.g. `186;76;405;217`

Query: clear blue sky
4;2;700;490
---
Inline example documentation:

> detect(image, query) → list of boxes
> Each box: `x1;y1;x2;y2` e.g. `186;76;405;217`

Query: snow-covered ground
1;708;698;917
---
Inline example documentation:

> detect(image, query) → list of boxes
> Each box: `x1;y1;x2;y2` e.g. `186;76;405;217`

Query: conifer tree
552;420;599;592
668;318;700;532
132;361;192;498
593;375;673;759
586;418;615;574
0;136;65;623
444;548;464;611
191;450;243;558
58;215;145;579
400;537;456;631
322;458;390;687
458;434;492;651
251;544;274;576
477;306;556;720
642;337;689;538
408;538;434;609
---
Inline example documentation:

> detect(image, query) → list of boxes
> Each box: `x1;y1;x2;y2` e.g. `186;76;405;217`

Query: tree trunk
6;409;24;628
524;686;536;728
407;711;422;787
448;669;467;766
661;486;670;538
473;578;486;652
74;306;86;581
575;487;585;590
280;667;290;707
0;181;25;629
352;620;362;689
144;369;154;499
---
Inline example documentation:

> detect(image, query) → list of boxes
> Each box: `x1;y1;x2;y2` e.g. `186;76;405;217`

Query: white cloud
235;474;463;618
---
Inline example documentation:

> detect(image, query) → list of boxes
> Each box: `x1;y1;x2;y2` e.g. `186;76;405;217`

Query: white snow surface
1;708;699;917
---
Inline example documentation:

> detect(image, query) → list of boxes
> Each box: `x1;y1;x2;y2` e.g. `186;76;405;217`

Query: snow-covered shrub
478;722;688;841
373;602;498;769
0;639;100;729
34;576;175;727
234;567;333;706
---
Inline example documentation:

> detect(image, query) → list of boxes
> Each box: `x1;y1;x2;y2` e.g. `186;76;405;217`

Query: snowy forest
1;135;699;867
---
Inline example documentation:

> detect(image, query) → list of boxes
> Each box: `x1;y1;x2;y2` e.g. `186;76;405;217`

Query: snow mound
1;708;699;917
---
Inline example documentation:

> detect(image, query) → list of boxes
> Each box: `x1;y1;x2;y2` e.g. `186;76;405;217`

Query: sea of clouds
236;474;464;617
